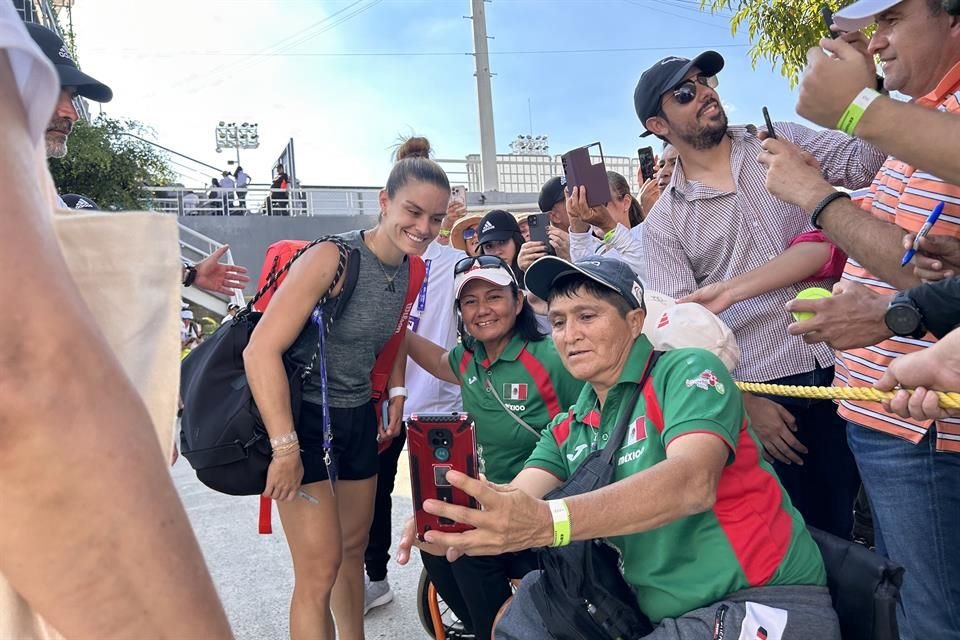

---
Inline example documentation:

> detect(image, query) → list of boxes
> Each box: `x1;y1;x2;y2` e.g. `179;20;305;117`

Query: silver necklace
366;231;402;292
375;257;403;292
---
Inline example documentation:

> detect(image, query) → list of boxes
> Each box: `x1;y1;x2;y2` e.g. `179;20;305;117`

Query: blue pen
902;202;945;267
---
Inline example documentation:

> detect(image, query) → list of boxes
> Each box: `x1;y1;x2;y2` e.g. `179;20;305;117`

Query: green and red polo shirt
524;336;826;622
449;333;583;484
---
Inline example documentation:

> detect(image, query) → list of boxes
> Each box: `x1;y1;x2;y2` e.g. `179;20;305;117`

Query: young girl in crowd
680;233;846;315
244;137;450;640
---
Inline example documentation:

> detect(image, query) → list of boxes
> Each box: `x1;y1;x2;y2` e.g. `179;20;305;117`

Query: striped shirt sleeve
642;202;698;298
780;122;888;191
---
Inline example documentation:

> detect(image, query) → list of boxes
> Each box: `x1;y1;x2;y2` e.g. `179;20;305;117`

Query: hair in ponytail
385;136;450;198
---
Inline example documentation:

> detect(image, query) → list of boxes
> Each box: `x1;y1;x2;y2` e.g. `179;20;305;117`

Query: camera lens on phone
434;447;450;462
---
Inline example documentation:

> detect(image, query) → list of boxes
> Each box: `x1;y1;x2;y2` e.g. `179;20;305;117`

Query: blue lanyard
311;306;337;493
416;259;433;313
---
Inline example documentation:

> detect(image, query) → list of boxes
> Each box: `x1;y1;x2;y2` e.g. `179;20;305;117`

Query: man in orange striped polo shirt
758;0;960;637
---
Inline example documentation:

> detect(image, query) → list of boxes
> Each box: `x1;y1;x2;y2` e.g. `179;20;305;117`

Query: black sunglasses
669;75;719;106
454;255;514;279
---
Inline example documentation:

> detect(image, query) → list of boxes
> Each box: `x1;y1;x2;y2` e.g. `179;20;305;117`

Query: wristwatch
183;265;198;287
884;291;926;338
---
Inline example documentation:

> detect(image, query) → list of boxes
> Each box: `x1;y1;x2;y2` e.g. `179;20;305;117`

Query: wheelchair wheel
417;566;471;639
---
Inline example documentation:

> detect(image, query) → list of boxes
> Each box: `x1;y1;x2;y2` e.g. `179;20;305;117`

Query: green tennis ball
792;287;833;322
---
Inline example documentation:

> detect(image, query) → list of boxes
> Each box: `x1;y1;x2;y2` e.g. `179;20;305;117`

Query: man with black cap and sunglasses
398;254;838;640
638;51;886;542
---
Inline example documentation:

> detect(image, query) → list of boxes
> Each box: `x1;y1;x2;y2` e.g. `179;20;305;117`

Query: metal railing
437;153;643;194
144;185;382;218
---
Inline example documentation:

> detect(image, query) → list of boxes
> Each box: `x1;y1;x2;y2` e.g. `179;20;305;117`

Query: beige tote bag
0;208;182;640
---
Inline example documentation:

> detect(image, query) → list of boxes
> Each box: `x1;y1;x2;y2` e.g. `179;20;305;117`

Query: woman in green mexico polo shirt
408;254;583;640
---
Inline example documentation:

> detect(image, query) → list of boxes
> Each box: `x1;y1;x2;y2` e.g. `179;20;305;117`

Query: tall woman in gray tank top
244;137;450;640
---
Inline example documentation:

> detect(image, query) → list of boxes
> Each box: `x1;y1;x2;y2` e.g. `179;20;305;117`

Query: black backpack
179;237;360;495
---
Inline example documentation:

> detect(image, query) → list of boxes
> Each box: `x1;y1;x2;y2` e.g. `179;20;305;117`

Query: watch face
886;304;920;336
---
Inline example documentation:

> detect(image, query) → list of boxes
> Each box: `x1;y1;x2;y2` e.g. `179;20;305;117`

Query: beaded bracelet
270;431;298;448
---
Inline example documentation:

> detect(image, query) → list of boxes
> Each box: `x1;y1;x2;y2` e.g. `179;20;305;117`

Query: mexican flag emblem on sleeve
503;383;528;400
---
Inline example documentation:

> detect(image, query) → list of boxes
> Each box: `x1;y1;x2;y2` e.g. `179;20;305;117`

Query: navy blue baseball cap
634;51;724;136
26;23;113;102
524;255;646;310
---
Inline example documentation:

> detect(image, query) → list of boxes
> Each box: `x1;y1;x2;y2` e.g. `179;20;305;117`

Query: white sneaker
363;578;394;615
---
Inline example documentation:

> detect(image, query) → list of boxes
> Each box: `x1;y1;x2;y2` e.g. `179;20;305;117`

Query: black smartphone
762;106;777;140
527;212;555;255
637;146;656;183
821;4;839;38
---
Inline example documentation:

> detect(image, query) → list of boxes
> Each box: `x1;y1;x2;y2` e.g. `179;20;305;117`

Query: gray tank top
291;230;409;408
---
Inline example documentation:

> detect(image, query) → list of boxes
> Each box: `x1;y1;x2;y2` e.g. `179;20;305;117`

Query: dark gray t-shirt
294;229;409;408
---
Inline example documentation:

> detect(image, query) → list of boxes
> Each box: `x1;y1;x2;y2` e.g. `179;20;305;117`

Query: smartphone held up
562;142;612;208
407;413;480;541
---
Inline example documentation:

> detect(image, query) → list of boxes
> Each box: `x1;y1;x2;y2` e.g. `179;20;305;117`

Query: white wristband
388;386;408;400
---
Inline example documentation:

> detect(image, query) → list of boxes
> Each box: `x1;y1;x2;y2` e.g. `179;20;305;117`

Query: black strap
600;351;662;466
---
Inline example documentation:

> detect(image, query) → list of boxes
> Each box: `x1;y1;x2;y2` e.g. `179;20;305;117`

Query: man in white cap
795;0;960;186
759;0;960;636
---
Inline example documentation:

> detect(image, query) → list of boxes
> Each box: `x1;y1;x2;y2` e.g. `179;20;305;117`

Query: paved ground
173;449;429;639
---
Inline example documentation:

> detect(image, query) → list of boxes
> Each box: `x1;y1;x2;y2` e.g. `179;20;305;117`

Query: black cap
60;193;99;210
538;176;567;213
524;255;645;310
477;209;521;246
26;24;113;103
633;51;724;137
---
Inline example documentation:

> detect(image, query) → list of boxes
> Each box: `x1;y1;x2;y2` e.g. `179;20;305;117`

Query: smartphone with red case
407;412;480;541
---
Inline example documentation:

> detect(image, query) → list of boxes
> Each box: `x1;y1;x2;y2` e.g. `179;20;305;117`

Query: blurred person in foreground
0;8;232;639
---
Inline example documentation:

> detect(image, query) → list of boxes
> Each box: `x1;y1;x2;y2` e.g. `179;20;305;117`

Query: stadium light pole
215;121;260;167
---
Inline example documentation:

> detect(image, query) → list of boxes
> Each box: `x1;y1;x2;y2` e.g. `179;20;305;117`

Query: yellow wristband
548;499;571;547
438;229;452;237
837;88;881;135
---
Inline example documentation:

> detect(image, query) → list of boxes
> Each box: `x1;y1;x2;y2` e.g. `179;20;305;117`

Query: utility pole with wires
469;0;499;192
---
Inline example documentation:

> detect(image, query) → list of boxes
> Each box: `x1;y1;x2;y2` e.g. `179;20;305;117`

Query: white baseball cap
833;0;902;30
642;295;741;372
453;256;517;299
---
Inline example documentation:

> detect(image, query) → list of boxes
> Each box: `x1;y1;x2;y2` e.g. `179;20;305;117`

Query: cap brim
833;0;900;30
454;268;515;298
664;51;724;95
56;65;113;102
450;214;483;251
524;255;633;307
478;229;516;245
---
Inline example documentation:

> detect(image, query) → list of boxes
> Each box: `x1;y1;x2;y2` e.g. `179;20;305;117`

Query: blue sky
72;0;805;188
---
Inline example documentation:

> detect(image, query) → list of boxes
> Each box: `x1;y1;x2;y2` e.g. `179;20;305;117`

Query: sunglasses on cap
454;255;515;279
669;75;718;106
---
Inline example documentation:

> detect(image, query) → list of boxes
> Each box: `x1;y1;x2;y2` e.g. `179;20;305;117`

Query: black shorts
299;400;379;484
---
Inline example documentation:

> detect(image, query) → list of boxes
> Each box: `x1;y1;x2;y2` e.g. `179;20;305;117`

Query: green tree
701;1;859;86
48;116;176;210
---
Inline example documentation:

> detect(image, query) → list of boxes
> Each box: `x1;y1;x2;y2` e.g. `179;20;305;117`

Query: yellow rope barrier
735;382;960;411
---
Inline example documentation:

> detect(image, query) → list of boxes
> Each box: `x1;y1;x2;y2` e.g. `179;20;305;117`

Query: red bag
254;238;425;533
252;240;310;312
